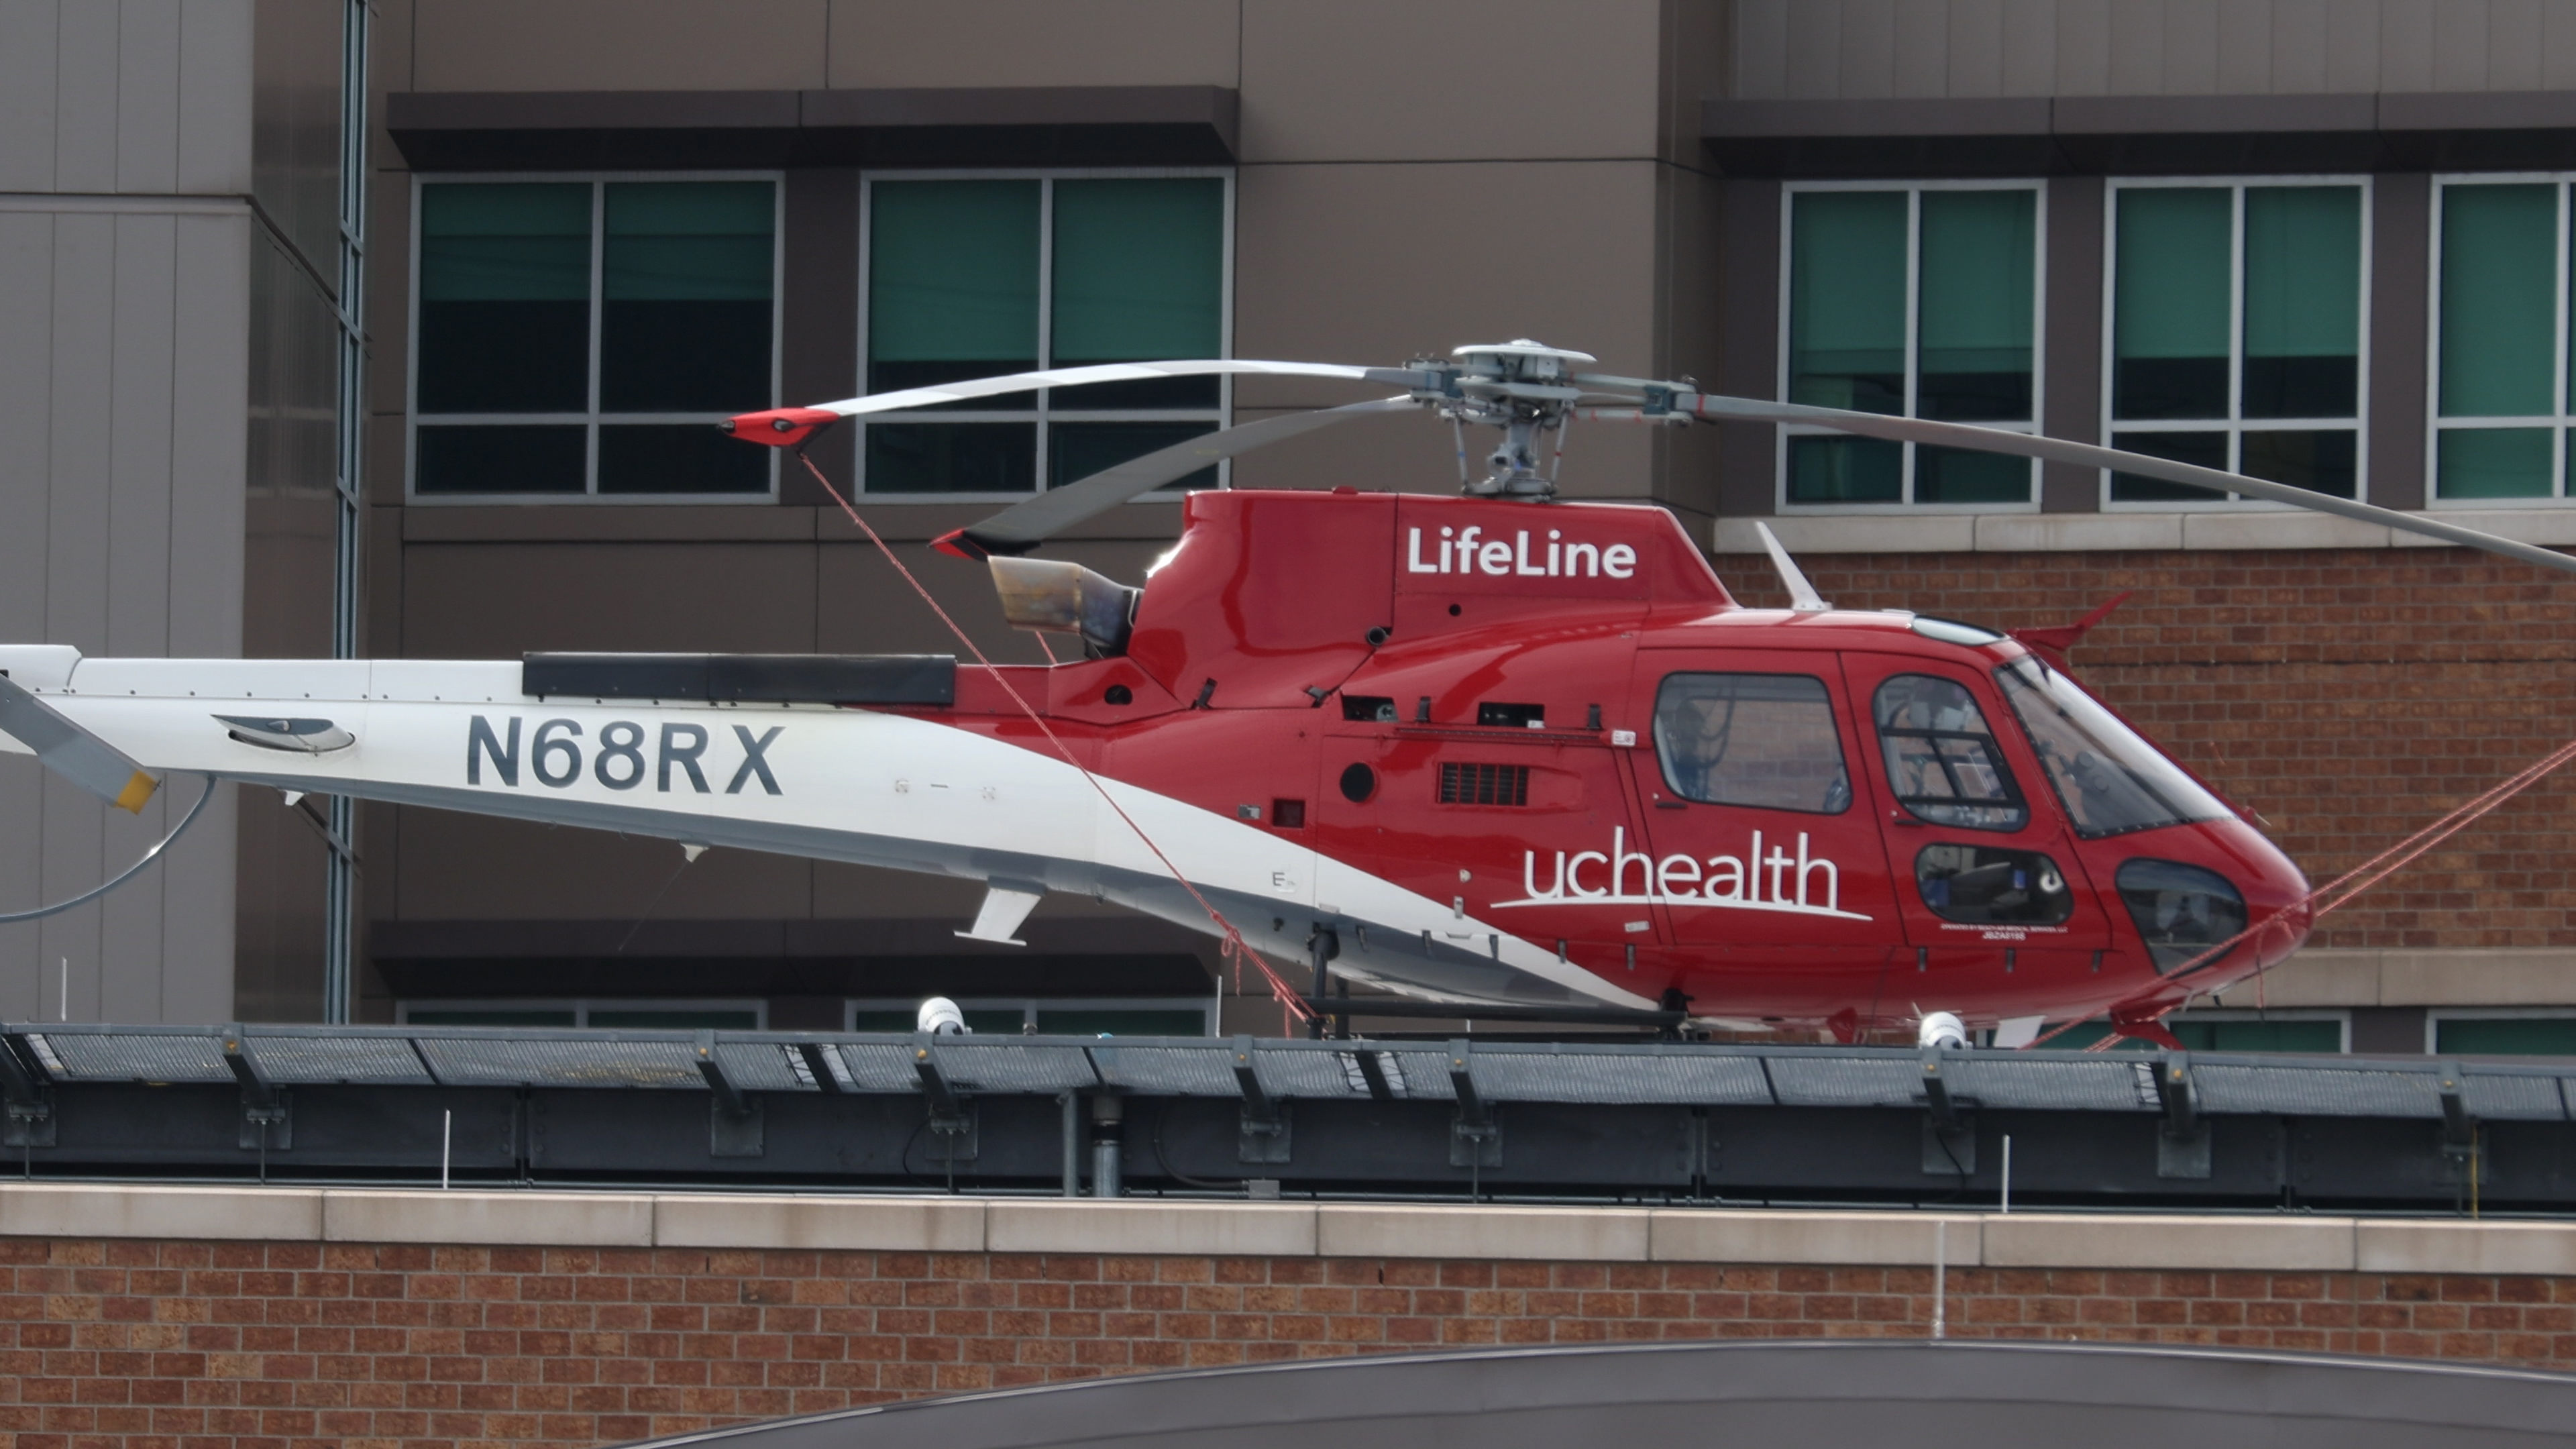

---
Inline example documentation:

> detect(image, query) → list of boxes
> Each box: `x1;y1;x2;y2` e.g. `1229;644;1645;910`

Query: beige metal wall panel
117;0;184;193
178;0;256;195
52;1;120;191
0;3;59;191
1239;0;1662;162
0;201;254;1023
823;0;1238;90
413;0;828;93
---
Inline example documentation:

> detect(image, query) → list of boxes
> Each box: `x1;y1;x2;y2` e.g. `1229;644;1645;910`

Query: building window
395;999;767;1028
2104;178;2367;506
2428;1011;2576;1056
845;998;1217;1035
1779;182;2043;508
860;171;1230;496
409;176;781;501
2430;178;2576;502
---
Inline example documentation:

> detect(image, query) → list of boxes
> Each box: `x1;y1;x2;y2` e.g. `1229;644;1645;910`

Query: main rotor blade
936;396;1419;558
815;360;1420;419
1675;394;2576;579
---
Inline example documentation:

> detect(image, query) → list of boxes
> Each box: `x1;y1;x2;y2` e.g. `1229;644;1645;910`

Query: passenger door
1625;653;1899;951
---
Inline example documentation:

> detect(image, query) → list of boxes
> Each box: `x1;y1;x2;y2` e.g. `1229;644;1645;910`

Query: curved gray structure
627;1341;2576;1448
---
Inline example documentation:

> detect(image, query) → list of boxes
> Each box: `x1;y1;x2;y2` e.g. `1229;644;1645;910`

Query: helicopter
7;341;2572;1047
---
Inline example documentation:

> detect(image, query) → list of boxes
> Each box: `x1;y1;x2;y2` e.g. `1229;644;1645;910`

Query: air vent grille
1438;762;1529;806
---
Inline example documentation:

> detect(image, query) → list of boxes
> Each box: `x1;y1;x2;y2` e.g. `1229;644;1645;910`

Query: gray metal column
321;0;369;1024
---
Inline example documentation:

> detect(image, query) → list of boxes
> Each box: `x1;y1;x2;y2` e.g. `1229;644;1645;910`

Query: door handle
1889;810;1922;828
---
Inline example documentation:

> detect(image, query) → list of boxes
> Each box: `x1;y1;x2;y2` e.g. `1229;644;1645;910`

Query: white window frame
2426;173;2576;508
2424;1007;2576;1055
2166;1006;2351;1053
2099;174;2374;511
1776;178;2048;514
405;171;786;505
845;996;1218;1036
855;167;1236;502
393;998;770;1028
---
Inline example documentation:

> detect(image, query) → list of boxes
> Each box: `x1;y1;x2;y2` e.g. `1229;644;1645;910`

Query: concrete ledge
1714;509;2576;557
655;1194;984;1252
2217;948;2576;1009
1651;1208;1981;1266
1973;513;2182;552
322;1190;655;1247
1715;515;1978;555
3;1186;2568;1281
1984;1214;2355;1271
1316;1204;1649;1262
0;1184;322;1242
989;1201;1316;1258
2359;1221;2576;1276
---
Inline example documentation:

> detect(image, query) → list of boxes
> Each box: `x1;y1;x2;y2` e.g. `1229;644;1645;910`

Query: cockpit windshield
1994;657;2231;839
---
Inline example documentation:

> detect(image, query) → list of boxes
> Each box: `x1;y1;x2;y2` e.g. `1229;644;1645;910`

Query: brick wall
7;1234;2575;1449
1716;547;2576;952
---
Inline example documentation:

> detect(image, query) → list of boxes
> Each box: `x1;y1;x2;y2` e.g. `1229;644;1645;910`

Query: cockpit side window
1871;674;2029;831
1995;657;2231;839
1652;672;1851;813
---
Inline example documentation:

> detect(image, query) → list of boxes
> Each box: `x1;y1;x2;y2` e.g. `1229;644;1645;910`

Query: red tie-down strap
788;449;1316;1030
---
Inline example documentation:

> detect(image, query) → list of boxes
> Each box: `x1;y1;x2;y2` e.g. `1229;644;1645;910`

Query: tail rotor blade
0;674;158;812
934;396;1418;559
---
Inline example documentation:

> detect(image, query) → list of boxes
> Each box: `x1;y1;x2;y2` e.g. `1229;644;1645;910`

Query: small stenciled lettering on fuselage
1405;525;1638;580
1492;826;1872;921
464;715;784;795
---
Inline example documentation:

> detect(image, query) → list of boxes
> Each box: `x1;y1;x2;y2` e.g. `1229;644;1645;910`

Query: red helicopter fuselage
877;488;2314;1032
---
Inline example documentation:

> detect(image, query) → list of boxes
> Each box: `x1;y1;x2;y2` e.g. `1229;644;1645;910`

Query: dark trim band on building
386;85;1241;170
1704;90;2576;178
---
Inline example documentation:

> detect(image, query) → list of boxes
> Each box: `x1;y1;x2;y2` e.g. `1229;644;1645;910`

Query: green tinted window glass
1915;443;2030;503
2439;184;2557;417
404;1009;579;1026
2171;1019;2343;1053
417;182;592;413
2242;186;2361;419
1048;421;1218;492
2438;426;2554;499
1034;1010;1208;1036
420;182;592;301
1917;190;2035;423
1789;191;1907;415
869;180;1040;390
2436;1017;2576;1056
604;182;773;301
2114;188;2233;421
1787;434;1902;502
586;1009;760;1029
1051;179;1223;364
601;181;774;413
849;1010;1026;1034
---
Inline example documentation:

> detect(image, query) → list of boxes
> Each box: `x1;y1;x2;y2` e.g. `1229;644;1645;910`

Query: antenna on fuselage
1753;523;1831;613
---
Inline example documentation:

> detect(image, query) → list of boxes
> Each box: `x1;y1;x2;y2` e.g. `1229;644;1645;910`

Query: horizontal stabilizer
0;674;157;812
955;881;1045;947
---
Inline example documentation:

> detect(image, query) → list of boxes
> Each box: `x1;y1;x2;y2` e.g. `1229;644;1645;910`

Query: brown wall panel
391;810;814;921
2040;173;2102;512
397;543;820;657
824;0;1238;92
413;0;830;93
2369;172;2430;512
